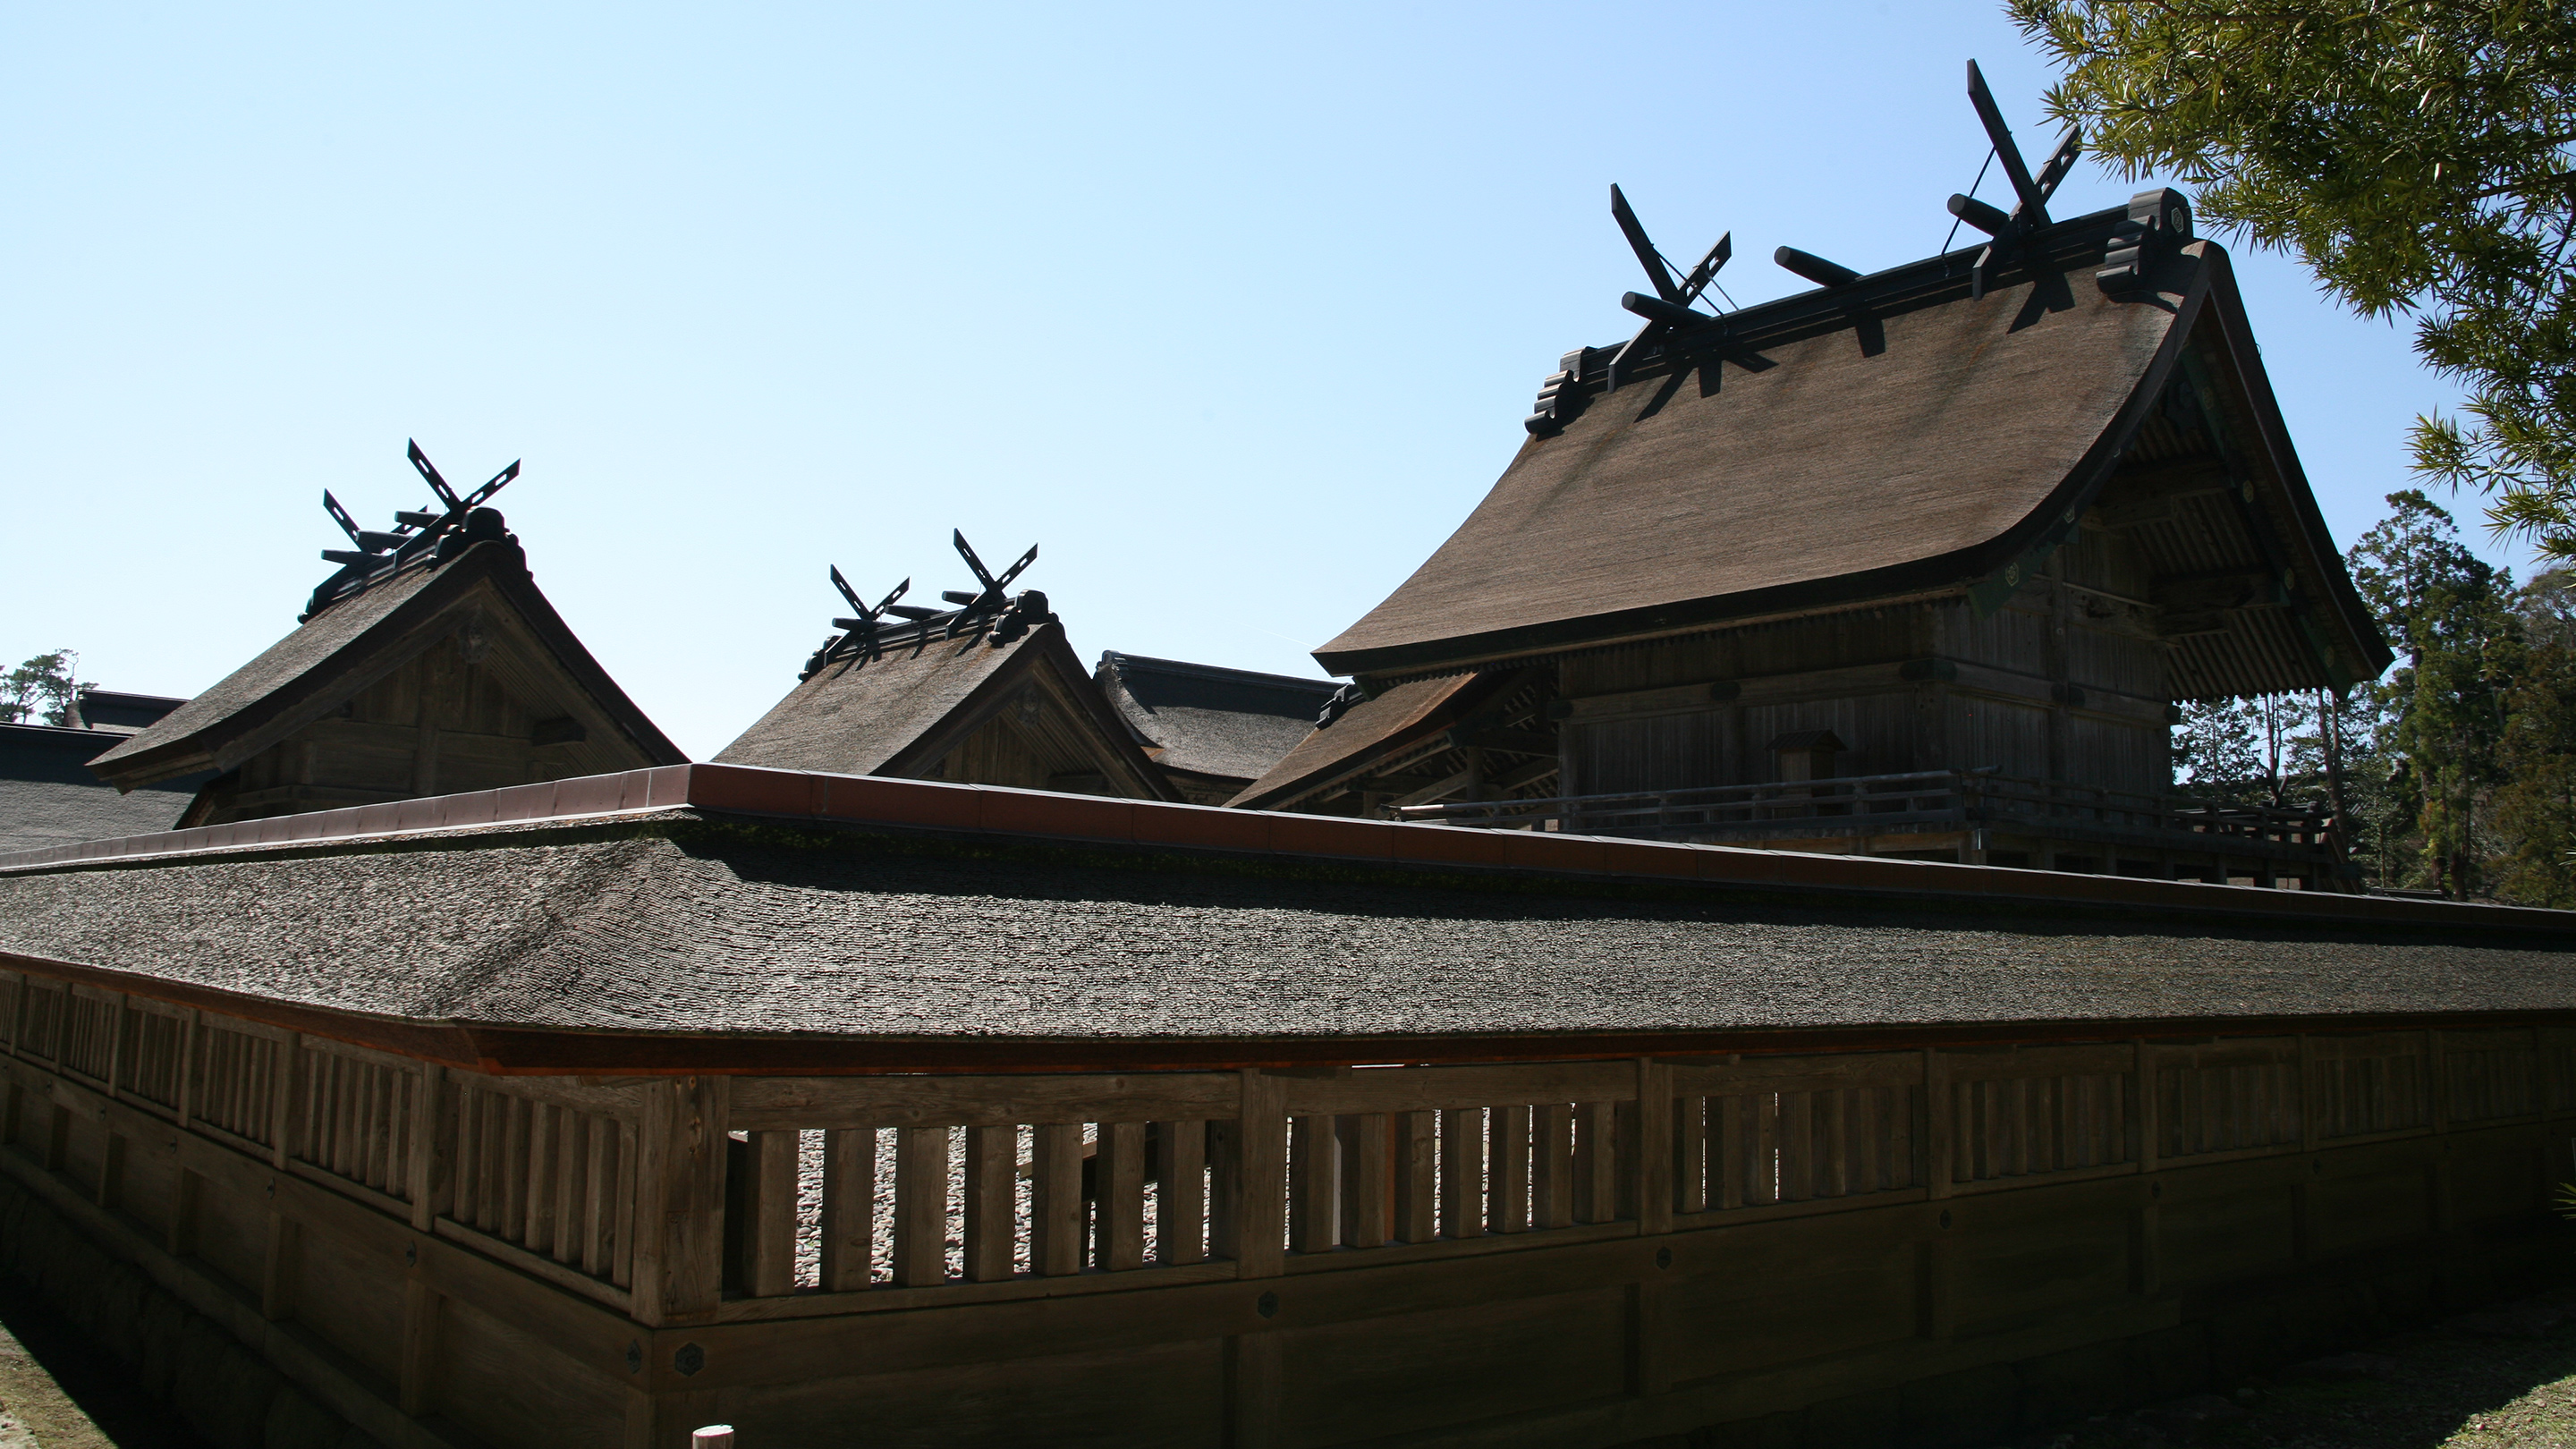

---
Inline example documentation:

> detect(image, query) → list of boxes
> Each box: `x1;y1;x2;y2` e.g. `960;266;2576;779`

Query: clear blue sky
1;3;2496;758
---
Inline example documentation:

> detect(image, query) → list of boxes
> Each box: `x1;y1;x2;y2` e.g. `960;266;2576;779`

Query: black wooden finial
1949;59;2082;300
305;442;520;619
798;530;1046;679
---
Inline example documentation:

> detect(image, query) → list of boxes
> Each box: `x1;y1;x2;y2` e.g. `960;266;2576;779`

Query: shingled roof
88;536;683;795
1094;653;1340;802
0;765;2567;1069
718;615;1179;801
0;724;209;855
1314;199;2391;698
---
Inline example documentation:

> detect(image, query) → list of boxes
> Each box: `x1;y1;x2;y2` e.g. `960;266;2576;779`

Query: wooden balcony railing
1396;769;2343;862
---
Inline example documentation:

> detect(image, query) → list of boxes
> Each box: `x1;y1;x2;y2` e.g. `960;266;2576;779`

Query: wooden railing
0;964;2567;1445
1398;769;2342;861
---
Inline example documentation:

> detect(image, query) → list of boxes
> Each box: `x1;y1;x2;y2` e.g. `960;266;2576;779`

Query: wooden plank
1280;1062;1635;1116
1666;1053;1925;1097
1343;1114;1391;1249
1674;1095;1707;1214
1099;1121;1146;1272
1234;1072;1286;1279
582;1110;616;1277
1395;1110;1437;1243
819;1128;876;1292
963;1124;1015;1283
1156;1121;1207;1267
732;1073;1239;1130
1030;1123;1084;1277
1749;1092;1780;1206
525;1103;559;1257
501;1094;530;1242
747;1130;800;1296
1575;1102;1615;1223
398;1278;439;1418
631;1075;727;1325
1440;1107;1484;1240
1487;1106;1530;1235
1714;1097;1745;1210
1290;1114;1337;1255
893;1125;948;1287
552;1112;588;1266
1636;1062;1672;1233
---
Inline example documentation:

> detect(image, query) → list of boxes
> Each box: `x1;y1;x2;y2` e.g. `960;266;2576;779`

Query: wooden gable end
179;573;673;826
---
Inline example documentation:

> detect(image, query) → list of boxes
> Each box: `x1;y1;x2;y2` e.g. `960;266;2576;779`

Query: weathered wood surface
0;970;2563;1448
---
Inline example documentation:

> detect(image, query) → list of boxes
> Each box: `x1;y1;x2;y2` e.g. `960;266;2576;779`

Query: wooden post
1536;1103;1575;1227
1234;1071;1285;1279
1637;1060;1672;1235
1574;1102;1614;1223
1030;1123;1084;1277
631;1076;728;1326
964;1125;1015;1281
1395;1111;1437;1242
1289;1115;1335;1255
1098;1121;1147;1271
892;1126;947;1286
1343;1114;1390;1249
1440;1108;1484;1239
1486;1106;1529;1235
820;1127;877;1291
1924;1049;1953;1200
272;1037;308;1171
747;1130;801;1296
1155;1120;1208;1267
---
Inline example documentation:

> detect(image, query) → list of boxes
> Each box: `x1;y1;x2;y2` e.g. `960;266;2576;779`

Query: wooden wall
1555;530;2176;803
0;965;2563;1449
191;614;657;826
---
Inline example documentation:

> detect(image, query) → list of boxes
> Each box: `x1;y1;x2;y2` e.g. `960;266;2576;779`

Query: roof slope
1315;219;2385;686
718;618;1180;800
0;816;2569;1046
1226;674;1493;809
1095;653;1340;784
89;539;682;790
0;725;209;854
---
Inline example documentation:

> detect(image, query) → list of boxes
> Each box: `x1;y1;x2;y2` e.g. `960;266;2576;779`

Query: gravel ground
2045;1293;2576;1447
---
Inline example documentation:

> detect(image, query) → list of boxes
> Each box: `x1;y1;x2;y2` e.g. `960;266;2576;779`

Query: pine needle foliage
2010;0;2576;555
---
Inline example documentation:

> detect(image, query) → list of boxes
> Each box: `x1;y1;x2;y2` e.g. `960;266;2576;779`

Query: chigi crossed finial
800;530;1043;679
306;440;520;618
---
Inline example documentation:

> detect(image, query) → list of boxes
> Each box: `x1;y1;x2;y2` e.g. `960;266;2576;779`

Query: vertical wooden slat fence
0;966;2568;1447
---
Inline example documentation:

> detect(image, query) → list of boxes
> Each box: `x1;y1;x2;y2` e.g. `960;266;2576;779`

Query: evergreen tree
0;651;78;727
2348;492;2518;897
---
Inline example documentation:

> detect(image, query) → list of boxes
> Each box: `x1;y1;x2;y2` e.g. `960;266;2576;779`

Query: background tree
2011;0;2576;556
0;650;79;726
2349;492;2518;895
2494;569;2576;902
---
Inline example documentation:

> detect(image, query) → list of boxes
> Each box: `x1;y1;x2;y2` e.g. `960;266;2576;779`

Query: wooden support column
631;1075;727;1326
820;1128;877;1291
964;1125;1016;1281
1030;1123;1084;1277
1234;1071;1285;1278
1394;1111;1436;1243
1155;1119;1208;1267
746;1130;801;1295
1636;1060;1673;1235
892;1126;948;1285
